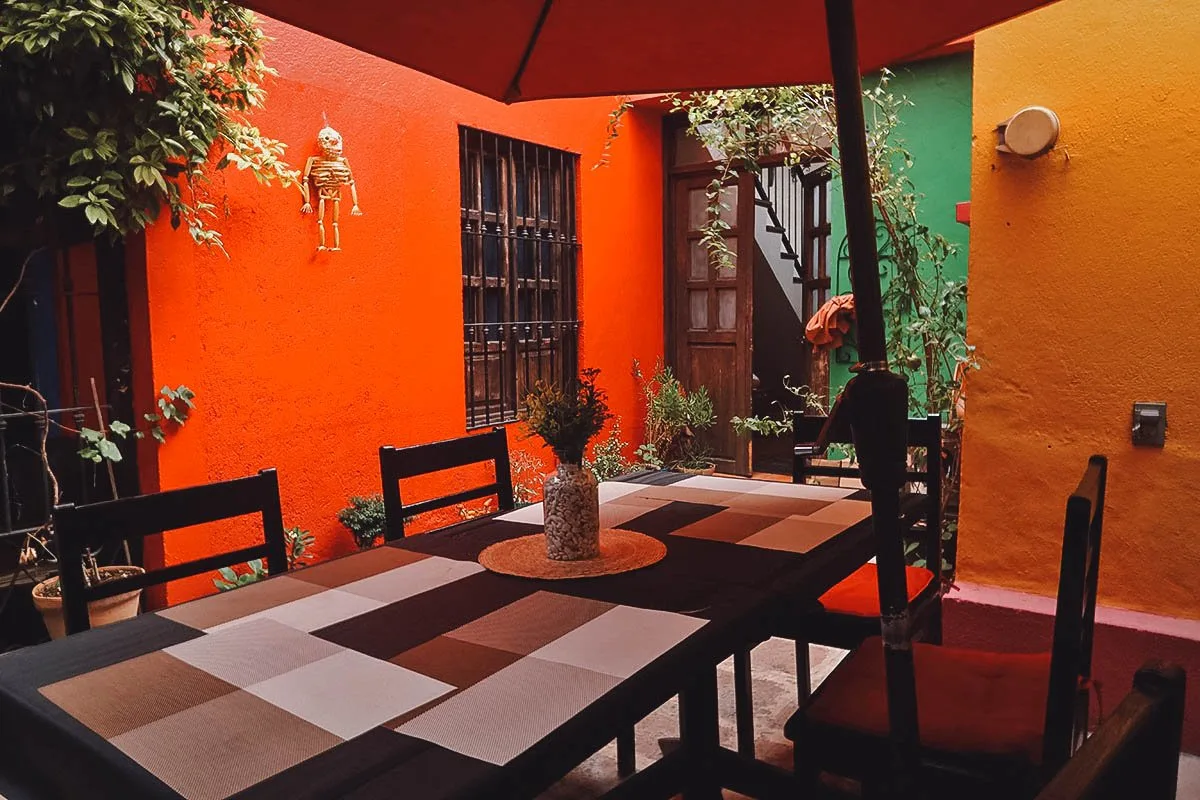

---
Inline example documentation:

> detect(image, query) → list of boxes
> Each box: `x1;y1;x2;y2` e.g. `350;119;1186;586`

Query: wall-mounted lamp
996;106;1060;158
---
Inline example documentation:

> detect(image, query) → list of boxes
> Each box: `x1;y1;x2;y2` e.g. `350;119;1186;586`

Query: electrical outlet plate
1132;402;1167;447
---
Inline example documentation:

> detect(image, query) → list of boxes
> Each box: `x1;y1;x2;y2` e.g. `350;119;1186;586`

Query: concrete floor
541;638;1200;800
541;638;846;799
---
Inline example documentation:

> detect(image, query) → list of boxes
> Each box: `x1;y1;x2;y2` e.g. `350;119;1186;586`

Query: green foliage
582;419;633;481
285;526;315;568
593;97;633;170
731;376;828;438
0;0;297;252
634;359;716;471
338;494;387;550
522;368;612;464
78;384;194;462
213;558;266;591
663;75;976;423
211;527;314;590
458;449;547;519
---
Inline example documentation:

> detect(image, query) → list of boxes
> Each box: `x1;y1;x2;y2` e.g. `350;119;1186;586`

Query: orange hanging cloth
806;294;856;350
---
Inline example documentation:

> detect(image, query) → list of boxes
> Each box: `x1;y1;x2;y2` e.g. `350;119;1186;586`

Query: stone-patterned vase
543;459;600;560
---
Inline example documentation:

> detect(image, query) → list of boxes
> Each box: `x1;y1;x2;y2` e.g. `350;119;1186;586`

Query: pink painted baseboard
945;582;1200;753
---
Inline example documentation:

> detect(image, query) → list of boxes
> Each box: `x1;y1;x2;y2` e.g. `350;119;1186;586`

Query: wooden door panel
669;172;754;475
688;344;738;465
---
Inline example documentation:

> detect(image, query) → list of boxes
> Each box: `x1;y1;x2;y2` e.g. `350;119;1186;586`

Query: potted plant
634;360;717;472
30;383;195;639
31;557;146;640
338;494;387;549
522;368;611;561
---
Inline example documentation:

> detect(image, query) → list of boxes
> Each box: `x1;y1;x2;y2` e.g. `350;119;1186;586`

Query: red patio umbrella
239;0;1061;792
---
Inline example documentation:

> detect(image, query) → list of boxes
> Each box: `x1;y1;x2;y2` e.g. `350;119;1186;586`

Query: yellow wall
960;0;1200;619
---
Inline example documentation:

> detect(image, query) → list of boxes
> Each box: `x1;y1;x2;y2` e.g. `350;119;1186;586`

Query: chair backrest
379;427;513;540
1036;661;1185;800
793;412;943;575
54;468;287;635
1042;455;1108;773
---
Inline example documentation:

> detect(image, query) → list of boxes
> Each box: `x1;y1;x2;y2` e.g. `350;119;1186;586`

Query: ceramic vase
543;459;600;560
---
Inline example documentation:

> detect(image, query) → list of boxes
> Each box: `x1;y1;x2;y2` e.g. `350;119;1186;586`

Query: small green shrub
583;420;633;481
634;359;716;470
338;494;387;550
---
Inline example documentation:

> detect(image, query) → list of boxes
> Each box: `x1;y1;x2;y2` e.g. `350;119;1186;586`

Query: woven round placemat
478;529;667;580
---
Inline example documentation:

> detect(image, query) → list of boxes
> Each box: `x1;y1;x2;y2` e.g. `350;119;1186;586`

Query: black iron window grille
459;127;580;428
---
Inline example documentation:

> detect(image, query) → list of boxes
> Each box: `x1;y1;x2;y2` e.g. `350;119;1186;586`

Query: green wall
827;51;973;397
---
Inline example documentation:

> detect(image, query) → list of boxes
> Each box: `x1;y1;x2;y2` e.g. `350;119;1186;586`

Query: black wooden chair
54;468;287;636
379;427;513;540
789;412;945;647
729;414;944;757
1036;661;1185;800
785;454;1108;799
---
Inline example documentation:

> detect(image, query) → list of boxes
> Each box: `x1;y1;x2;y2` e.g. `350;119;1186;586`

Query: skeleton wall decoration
299;122;362;251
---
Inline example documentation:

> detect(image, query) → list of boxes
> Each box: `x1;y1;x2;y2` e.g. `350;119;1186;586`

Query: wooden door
668;172;755;475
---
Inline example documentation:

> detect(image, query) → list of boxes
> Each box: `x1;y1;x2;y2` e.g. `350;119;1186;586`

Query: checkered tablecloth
0;473;877;799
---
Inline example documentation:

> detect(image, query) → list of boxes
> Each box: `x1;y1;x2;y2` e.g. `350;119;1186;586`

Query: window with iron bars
460;127;580;428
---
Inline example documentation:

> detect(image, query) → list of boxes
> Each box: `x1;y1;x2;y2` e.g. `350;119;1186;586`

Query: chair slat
379;427;514;539
401;483;502;518
85;544;273;601
54;468;287;635
55;472;277;544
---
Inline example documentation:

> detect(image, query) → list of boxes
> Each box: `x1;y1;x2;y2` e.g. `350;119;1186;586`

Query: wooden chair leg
616;727;636;778
733;647;755;757
796;641;812;702
792;728;820;794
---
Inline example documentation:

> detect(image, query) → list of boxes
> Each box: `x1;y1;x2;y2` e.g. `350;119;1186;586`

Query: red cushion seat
818;563;934;617
799;637;1052;762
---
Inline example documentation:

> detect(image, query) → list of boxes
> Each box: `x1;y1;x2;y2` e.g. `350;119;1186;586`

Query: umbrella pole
822;0;922;795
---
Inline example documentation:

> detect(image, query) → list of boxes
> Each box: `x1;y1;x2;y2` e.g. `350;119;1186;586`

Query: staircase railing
754;168;803;283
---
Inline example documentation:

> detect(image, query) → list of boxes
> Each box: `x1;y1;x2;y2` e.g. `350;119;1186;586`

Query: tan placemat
478;529;667;580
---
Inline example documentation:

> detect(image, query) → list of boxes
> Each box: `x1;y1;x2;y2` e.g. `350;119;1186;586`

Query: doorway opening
665;121;832;477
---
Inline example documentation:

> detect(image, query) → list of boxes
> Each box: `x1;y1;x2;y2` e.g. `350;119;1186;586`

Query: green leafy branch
214;527;315;590
78;384;195;463
0;0;298;254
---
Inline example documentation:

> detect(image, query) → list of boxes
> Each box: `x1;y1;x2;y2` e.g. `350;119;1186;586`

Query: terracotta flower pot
32;566;145;640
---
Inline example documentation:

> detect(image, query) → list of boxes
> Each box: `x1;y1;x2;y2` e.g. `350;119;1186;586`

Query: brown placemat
478;529;667;580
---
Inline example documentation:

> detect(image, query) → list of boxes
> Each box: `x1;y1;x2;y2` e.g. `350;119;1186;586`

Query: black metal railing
756;168;805;279
464;319;579;428
757;163;832;323
0;401;120;542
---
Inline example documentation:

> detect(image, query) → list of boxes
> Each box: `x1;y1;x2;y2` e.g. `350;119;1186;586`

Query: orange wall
959;0;1200;619
140;18;664;599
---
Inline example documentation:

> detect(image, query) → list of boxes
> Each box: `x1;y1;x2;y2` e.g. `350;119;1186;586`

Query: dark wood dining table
0;471;883;800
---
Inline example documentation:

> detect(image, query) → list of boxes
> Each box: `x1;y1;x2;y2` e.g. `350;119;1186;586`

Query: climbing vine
0;0;297;253
660;72;976;426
